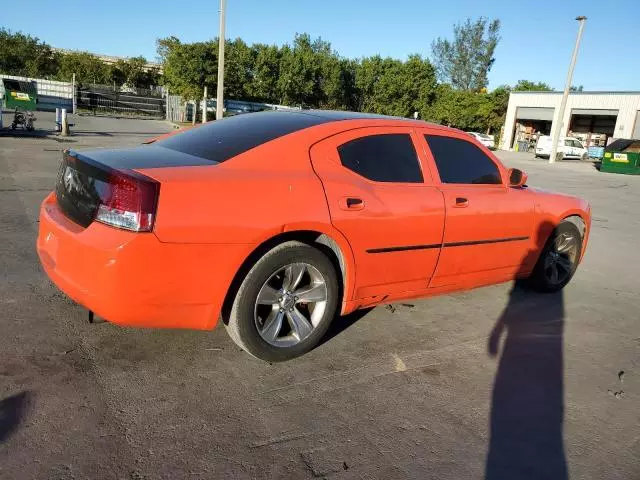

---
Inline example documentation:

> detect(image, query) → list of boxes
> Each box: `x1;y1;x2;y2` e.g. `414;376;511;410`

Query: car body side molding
366;236;530;254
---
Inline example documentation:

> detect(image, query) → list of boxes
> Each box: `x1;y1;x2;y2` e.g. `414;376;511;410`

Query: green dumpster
600;139;640;175
2;79;37;111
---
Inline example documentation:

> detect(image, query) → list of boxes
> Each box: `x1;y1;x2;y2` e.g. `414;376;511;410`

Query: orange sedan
37;111;591;361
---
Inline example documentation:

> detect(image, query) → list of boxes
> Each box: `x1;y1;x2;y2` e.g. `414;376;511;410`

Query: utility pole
549;16;587;164
216;0;226;120
203;85;207;123
72;73;76;114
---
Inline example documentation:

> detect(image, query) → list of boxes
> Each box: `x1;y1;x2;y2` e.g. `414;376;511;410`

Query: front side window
337;134;423;183
425;135;501;185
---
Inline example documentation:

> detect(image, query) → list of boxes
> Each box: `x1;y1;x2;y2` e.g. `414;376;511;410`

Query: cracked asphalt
1;112;638;479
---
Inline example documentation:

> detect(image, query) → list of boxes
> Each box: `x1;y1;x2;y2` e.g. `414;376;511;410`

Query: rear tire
225;241;339;362
528;222;582;293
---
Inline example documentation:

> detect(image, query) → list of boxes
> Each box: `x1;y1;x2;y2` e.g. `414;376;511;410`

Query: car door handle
454;197;469;208
339;197;365;211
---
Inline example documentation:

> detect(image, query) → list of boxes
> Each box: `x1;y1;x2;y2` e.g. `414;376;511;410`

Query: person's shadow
485;221;568;480
0;391;30;444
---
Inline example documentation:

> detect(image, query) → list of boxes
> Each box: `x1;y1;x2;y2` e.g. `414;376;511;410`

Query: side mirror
508;168;528;188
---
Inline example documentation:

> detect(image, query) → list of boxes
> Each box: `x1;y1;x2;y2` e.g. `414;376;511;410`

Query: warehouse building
501;91;640;151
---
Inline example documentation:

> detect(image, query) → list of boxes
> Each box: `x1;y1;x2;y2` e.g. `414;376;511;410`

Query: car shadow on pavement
0;391;30;444
319;308;374;347
485;281;567;480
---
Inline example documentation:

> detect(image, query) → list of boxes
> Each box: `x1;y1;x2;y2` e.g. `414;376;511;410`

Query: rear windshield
156;111;329;163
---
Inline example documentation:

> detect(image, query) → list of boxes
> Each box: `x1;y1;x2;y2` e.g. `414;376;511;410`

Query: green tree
277;34;323;106
402;54;437;117
111;56;160;88
157;36;180;63
158;37;217;99
317;56;357;110
0;28;58;78
355;55;383;112
426;84;472;128
426;84;510;134
248;44;281;102
513;79;553;91
56;52;112;84
307;38;358;110
225;38;256;100
431;17;500;91
474;85;511;138
355;54;436;117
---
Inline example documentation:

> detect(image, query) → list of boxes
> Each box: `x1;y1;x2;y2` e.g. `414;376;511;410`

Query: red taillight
95;170;159;232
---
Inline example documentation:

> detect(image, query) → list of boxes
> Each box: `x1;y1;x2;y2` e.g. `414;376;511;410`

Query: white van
535;136;589;161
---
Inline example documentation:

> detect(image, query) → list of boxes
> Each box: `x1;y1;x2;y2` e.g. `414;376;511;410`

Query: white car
468;132;495;149
535;136;589;161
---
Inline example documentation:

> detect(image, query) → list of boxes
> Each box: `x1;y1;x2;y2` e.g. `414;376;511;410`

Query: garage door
570;109;618;136
516;107;554;121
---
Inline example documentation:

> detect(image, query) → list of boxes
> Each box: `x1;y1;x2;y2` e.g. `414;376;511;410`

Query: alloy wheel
544;231;579;286
254;263;328;347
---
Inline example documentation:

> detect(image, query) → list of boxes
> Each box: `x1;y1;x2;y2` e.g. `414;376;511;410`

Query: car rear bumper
36;192;247;330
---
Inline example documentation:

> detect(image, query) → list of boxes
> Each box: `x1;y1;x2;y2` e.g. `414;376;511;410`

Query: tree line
0;28;160;88
158;18;519;134
1;18;563;134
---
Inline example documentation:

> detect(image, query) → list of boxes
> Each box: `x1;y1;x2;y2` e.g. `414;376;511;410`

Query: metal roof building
501;91;640;150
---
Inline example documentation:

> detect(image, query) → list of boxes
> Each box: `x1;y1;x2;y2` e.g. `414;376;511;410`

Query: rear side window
425;135;501;184
156;111;328;163
337;134;423;183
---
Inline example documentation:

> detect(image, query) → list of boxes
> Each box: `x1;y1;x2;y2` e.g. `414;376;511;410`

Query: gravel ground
1;115;638;480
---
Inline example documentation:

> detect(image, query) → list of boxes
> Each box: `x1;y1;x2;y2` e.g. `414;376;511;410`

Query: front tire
528;222;582;293
225;241;339;362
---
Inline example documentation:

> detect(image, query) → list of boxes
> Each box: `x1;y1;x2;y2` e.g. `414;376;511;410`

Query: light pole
549;16;587;164
216;0;226;120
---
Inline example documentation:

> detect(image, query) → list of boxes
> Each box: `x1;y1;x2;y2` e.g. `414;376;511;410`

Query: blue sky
4;0;638;90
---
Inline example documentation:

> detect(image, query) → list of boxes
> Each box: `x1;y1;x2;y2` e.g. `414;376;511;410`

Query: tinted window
425;135;501;184
157;111;329;163
564;139;573;147
337;134;423;183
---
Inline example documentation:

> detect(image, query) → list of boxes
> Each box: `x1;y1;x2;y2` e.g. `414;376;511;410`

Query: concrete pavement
0;119;638;479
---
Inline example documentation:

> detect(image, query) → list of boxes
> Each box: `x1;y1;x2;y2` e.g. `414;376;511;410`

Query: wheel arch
561;214;586;239
220;227;356;323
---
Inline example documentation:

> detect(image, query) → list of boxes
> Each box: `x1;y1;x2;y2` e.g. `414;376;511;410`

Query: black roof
155;110;408;164
298;109;403;121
